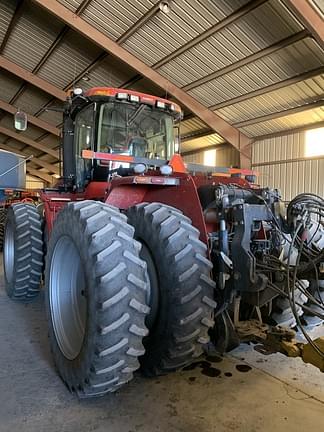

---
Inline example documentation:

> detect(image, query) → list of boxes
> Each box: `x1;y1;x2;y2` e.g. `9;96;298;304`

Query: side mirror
14;110;28;131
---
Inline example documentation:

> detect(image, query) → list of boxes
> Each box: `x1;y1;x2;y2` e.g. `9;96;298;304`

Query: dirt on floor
0;254;324;432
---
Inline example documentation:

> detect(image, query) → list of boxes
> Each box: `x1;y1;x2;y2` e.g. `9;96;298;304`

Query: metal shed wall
26;174;44;189
252;127;324;201
182;144;239;167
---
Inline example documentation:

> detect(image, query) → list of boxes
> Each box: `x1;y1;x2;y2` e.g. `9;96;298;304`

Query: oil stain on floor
183;355;253;379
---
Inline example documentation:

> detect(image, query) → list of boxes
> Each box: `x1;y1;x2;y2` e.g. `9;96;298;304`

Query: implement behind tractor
0;150;39;250
3;87;324;398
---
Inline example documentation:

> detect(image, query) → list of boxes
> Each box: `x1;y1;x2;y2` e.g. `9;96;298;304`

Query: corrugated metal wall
252;128;324;201
26;175;44;189
182;144;239;167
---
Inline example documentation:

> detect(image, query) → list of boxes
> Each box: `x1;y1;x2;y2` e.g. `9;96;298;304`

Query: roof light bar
156;100;166;109
84;87;182;114
116;92;128;100
130;94;140;103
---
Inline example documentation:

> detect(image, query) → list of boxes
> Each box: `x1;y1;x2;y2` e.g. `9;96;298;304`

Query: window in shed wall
203;149;216;166
305;127;324;157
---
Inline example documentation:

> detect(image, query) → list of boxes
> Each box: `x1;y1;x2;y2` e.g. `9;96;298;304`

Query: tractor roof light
156;100;166;109
160;165;173;176
134;163;146;175
116;92;128;100
73;88;83;96
129;94;140;103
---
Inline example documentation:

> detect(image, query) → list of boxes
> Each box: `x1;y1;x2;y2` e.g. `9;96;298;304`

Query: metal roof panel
240;106;324;136
157;0;302;86
0;70;23;103
181;133;224;152
188;38;324;106
0;0;15;46
311;0;324;16
217;74;324;123
122;0;249;65
13;86;53;116
122;0;254;66
3;3;65;72
75;56;135;91
37;30;102;89
56;0;84;12
180;117;207;136
81;0;155;41
38;107;63;127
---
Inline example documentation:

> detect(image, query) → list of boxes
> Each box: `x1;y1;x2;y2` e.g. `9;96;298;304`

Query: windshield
97;102;175;160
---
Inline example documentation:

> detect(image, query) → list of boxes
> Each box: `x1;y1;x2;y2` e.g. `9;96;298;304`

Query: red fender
105;176;208;244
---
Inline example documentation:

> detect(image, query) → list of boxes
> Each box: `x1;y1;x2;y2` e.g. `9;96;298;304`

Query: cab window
74;104;95;188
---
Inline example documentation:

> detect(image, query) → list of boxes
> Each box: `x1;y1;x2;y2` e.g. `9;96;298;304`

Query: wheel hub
4;220;15;284
49;236;87;360
140;242;159;330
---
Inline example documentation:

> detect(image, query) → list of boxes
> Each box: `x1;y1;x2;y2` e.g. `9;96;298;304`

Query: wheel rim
140;242;159;330
4;220;15;284
49;236;87;360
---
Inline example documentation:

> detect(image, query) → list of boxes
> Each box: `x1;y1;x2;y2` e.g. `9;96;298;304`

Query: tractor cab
63;87;182;190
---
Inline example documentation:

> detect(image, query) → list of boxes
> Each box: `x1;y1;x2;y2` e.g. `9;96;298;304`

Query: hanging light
14;109;27;131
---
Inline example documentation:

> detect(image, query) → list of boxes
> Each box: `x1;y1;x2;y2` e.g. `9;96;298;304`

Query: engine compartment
200;184;324;354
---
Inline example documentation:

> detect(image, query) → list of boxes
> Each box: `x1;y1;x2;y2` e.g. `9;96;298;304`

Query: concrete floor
1;255;324;432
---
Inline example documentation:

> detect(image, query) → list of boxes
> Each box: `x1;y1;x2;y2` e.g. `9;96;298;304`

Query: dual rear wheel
3;200;216;398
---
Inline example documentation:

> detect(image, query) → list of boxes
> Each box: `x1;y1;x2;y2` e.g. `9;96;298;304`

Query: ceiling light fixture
82;74;90;82
159;1;171;14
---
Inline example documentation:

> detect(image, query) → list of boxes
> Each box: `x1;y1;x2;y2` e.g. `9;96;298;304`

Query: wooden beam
32;0;251;156
27;167;54;184
0;126;59;158
0;55;66;101
0;143;60;174
285;0;324;50
239;143;252;169
0;99;60;136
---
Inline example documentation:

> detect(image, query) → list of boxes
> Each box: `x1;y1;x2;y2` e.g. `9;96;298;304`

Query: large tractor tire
0;207;7;251
3;203;43;300
45;201;149;398
127;202;216;376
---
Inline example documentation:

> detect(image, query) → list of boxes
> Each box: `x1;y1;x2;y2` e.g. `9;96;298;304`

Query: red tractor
3;87;324;398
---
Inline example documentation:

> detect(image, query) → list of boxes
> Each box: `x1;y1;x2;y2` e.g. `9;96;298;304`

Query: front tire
3;203;43;300
127;202;216;376
45;201;149;398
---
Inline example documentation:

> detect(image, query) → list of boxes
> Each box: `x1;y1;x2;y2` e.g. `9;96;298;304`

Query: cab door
74;103;96;189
